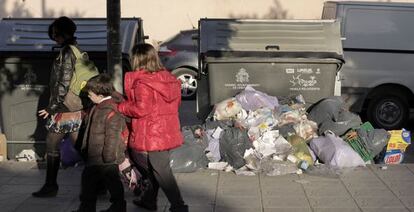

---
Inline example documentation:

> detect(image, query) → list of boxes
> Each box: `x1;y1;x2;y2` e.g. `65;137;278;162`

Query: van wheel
172;68;197;100
367;93;408;130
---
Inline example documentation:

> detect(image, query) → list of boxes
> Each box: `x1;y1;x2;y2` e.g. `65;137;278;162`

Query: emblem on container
236;68;249;83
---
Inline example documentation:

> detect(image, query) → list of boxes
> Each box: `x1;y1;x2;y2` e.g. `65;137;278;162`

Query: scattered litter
383;129;411;164
174;89;392;178
15;149;39;161
208;162;229;171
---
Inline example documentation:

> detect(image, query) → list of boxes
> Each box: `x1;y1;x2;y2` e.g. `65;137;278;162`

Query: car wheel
367;92;409;130
172;68;198;100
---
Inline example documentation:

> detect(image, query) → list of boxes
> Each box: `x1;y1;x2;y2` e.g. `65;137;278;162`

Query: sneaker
133;199;157;211
169;204;189;212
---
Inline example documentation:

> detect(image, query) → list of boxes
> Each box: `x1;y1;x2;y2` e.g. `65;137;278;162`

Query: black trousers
79;164;125;212
129;149;187;210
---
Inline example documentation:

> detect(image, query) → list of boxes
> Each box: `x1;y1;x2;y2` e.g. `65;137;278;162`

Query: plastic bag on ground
214;98;243;120
235;85;279;111
16;149;40;162
261;159;299;176
310;132;365;168
170;128;209;173
276;123;296;138
240;108;276;129
318;110;362;136
219;128;252;169
307;97;344;124
252;130;279;157
208;162;229;171
304;164;340;179
307;97;362;136
252;131;292;158
287;135;314;166
235;166;256;176
203;110;234;130
205;129;221;162
243;148;261;171
240;108;277;141
278;110;303;126
356;126;390;157
278;94;306;110
293;120;318;141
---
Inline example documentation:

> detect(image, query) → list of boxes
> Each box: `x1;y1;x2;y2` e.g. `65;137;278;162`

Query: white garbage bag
214;98;243;120
310;132;365;168
15;149;39;161
235;86;279;111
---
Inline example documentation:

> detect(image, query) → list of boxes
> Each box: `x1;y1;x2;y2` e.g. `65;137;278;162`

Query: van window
343;7;414;50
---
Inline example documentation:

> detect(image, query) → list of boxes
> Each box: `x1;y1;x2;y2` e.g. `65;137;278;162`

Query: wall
1;0;413;42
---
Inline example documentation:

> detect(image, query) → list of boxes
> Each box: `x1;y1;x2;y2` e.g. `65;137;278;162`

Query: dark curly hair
48;16;77;44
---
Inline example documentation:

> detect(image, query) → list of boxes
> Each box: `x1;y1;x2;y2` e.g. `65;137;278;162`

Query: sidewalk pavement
0;161;414;212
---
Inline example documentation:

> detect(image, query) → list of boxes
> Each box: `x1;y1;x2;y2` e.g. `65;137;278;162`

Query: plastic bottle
287;154;309;170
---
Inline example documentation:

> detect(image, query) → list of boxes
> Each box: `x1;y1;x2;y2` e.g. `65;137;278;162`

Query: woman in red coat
118;43;188;212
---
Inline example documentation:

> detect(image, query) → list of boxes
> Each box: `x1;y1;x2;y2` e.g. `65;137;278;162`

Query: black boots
32;155;60;198
132;198;157;211
32;184;59;198
169;205;189;212
72;203;96;212
99;200;127;212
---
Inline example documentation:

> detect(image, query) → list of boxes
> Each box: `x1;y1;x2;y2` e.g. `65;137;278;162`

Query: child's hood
128;70;181;103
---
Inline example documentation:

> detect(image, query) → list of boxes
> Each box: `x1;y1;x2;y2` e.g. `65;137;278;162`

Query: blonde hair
130;43;164;72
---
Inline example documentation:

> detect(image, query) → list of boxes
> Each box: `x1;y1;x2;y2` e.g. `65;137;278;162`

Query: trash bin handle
265;45;280;50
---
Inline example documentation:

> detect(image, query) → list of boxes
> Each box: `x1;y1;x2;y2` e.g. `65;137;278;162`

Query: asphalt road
179;100;202;127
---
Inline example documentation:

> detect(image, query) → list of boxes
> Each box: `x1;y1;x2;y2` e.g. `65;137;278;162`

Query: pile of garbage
170;86;408;176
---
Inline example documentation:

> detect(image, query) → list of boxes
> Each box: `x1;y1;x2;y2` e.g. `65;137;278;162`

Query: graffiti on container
289;74;320;91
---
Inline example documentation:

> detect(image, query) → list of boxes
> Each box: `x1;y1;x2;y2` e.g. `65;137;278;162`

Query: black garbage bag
307;96;344;124
170;127;209;173
402;144;414;163
318;111;362;136
219;128;252;169
275;123;296;139
357;128;390;157
308;97;362;136
203;109;234;130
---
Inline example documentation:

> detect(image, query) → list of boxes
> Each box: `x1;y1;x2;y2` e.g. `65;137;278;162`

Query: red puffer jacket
118;69;183;152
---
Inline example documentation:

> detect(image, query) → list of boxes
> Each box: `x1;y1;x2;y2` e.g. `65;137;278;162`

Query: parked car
158;29;198;99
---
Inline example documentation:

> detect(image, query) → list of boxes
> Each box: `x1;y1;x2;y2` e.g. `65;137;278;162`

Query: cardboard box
384;129;411;164
0;133;7;161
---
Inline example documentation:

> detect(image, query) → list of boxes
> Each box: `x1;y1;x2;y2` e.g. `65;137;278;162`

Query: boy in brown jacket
73;74;127;212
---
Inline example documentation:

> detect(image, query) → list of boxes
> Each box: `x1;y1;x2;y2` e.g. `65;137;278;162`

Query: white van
323;1;414;129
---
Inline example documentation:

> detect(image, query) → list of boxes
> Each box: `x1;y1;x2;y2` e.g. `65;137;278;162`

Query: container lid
0;18;143;54
199;19;344;60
